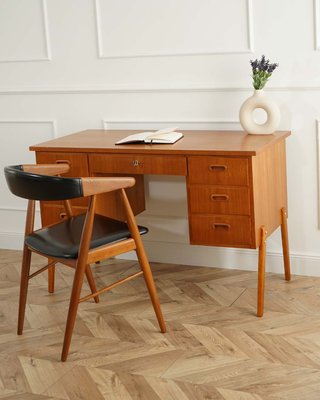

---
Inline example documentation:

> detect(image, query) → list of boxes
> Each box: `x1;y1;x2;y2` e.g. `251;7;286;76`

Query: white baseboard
119;240;320;277
1;234;319;277
0;232;24;250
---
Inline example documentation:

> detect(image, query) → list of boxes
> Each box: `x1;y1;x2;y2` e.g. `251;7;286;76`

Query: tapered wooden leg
85;265;99;303
120;188;166;333
61;195;96;362
257;226;267;318
281;207;291;281
61;260;87;361
48;261;55;293
17;246;32;335
136;245;166;333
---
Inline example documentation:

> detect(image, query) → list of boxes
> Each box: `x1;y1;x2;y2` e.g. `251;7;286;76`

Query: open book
115;127;183;145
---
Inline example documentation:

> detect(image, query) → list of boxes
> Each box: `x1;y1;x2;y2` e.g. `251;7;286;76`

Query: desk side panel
252;140;288;247
93;174;145;221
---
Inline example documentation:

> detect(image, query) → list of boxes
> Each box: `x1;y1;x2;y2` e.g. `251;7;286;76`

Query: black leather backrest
4;165;83;201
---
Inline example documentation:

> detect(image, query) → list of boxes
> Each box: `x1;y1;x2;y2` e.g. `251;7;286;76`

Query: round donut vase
239;89;280;135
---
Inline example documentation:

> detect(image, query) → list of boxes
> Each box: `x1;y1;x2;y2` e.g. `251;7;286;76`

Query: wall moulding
1;84;320;95
315;0;320;50
94;0;254;59
0;119;57;137
317;118;320;228
102;119;240;130
0;0;51;63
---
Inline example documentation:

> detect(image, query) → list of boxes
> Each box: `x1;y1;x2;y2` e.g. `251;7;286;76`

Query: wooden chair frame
12;164;166;361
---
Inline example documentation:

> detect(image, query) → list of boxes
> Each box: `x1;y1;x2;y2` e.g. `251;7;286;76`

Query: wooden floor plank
1;249;320;399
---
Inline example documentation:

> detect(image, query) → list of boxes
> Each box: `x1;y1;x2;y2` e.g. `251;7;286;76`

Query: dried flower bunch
250;55;278;90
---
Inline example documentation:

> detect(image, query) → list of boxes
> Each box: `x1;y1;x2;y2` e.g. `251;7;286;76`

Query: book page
144;132;181;143
115;132;153;144
115;127;181;145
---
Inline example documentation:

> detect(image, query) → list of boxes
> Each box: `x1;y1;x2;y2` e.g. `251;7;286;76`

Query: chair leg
17;246;32;335
61;194;97;361
85;265;99;303
48;260;55;293
257;226;267;317
135;245;166;333
120;187;166;333
281;207;291;281
61;260;87;362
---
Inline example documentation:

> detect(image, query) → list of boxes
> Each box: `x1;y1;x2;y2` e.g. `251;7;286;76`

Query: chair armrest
81;177;135;196
22;164;70;176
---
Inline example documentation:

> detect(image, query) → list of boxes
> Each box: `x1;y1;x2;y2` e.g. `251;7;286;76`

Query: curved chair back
4;165;83;201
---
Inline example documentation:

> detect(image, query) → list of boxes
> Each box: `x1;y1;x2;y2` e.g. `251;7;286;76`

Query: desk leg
281;207;291;281
257;226;267;317
48;260;55;293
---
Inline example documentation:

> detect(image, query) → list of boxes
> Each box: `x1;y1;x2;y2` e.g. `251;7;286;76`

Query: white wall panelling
0;0;51;63
103;119;240;130
0;119;56;208
317;119;320;228
3;85;320;96
315;0;320;49
0;120;55;249
1;1;320;276
95;0;254;58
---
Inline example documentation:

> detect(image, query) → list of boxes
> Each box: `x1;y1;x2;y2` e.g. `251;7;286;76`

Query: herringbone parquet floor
1;249;320;399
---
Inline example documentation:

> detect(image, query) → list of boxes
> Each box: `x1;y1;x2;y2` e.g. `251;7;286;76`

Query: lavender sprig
250;55;278;90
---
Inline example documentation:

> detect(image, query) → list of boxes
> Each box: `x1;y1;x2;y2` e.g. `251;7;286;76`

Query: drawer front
40;204;87;227
35;152;89;206
89;154;187;176
189;186;251;215
188;156;249;185
189;215;253;247
35;152;89;177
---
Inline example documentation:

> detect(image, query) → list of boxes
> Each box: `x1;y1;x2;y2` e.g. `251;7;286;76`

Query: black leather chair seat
25;213;148;259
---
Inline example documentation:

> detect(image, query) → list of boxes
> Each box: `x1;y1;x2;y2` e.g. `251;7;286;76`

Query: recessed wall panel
0;121;54;209
96;0;252;57
0;0;50;62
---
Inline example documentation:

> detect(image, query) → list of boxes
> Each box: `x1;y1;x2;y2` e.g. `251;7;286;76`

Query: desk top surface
30;129;291;156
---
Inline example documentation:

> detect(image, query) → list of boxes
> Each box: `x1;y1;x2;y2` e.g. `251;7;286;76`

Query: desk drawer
189;215;253;247
40;204;87;227
189;186;251;215
35;152;89;177
188;156;249;185
89;154;187;176
35;151;89;206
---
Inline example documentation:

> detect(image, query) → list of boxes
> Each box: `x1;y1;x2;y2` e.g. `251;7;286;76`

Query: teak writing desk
30;129;291;317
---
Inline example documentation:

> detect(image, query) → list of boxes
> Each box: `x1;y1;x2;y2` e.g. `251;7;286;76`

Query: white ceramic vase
239;89;280;135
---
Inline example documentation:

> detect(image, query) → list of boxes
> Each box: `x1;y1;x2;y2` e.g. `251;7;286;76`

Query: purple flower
249;55;279;90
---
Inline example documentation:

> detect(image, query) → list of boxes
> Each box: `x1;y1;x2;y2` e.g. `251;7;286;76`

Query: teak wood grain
188;155;250;186
188;185;251;215
89;153;187;176
31;129;291;317
189;214;253;247
30;129;290;156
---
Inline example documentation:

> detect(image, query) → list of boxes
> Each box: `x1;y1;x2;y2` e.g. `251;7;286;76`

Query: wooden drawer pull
131;160;143;167
212;223;231;230
210;194;229;201
56;159;71;165
59;212;67;219
208;164;227;172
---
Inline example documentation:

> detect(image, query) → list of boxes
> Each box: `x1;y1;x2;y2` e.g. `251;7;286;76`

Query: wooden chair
4;163;166;361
